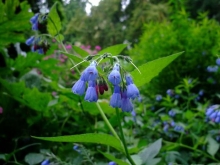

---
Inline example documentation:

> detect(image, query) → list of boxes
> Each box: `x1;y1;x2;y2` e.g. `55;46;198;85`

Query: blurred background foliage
1;0;220;164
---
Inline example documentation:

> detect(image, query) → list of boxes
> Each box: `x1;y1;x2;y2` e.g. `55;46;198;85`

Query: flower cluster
163;121;184;133
26;13;49;54
72;62;140;112
205;105;220;123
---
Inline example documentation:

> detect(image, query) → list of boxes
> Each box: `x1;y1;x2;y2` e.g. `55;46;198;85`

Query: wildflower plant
29;2;183;165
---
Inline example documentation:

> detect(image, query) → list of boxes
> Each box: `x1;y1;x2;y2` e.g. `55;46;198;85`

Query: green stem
163;140;220;162
95;102;120;140
116;108;136;165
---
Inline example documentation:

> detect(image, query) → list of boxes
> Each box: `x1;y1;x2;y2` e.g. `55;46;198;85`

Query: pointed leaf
98;44;127;55
139;138;162;163
130;52;183;87
47;2;62;36
206;135;219;156
32;133;124;152
24;153;44;165
73;45;89;57
99;151;129;165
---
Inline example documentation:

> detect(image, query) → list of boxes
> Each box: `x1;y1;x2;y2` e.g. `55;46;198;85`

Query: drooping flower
168;110;176;117
216;58;220;66
41;159;50;165
125;75;140;99
72;76;86;96
121;90;133;112
166;89;174;96
32;22;38;30
25;36;35;46
109;85;121;108
30;14;39;24
84;81;98;102
156;94;162;101
108;161;117;165
83;61;98;81
108;70;121;85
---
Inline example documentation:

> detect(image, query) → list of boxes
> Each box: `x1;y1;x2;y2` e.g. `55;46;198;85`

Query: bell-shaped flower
30;14;39;24
83;61;98;81
121;90;133;112
108;70;121;85
32;22;38;30
25;36;35;46
110;85;121;108
72;75;86;95
84;81;98;102
125;75;140;99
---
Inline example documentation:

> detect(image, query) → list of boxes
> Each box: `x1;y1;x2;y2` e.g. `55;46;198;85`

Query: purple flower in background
125;75;140;99
110;85;121;108
166;89;174;96
25;36;35;46
41;159;50;165
30;13;39;24
0;107;3;114
156;94;162;101
199;90;204;96
207;66;218;72
73;145;80;152
121;90;133;112
95;45;101;51
109;162;117;165
108;67;121;85
216;58;220;66
163;124;169;132
65;44;72;50
168;110;176;117
84;81;98;102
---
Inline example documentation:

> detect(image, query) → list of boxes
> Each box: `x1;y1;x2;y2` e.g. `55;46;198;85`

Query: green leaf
24;153;44;165
73;45;89;57
130;52;184;87
138;138;162;163
145;158;161;165
206;135;219;156
47;2;62;36
55;34;64;42
130;155;142;165
32;133;124;152
99;151;129;165
98;44;127;55
0;154;6;160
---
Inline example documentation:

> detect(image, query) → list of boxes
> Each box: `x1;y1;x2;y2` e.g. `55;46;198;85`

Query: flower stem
115;108;136;165
95;102;120;140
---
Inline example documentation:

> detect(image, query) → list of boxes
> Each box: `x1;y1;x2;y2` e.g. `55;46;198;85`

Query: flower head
168;110;176;117
83;61;98;81
110;85;121;108
108;162;117;165
108;70;121;85
121;90;133;112
84;81;98;102
72;79;86;96
30;14;39;24
216;58;220;66
156;94;162;101
41;159;50;165
125;75;140;99
25;36;35;46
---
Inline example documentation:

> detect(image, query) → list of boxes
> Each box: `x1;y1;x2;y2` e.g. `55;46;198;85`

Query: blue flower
207;66;218;72
125;75;139;99
72;79;86;96
108;162;117;165
83;61;98;81
168;110;176;117
25;36;35;46
32;22;38;30
110;85;121;108
84;81;98;102
30;14;39;24
108;70;121;85
166;89;174;96
170;121;175;127
121;91;133;112
73;145;80;152
216;58;220;66
163;124;169;132
38;48;44;54
156;94;162;101
41;159;50;165
198;90;204;96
